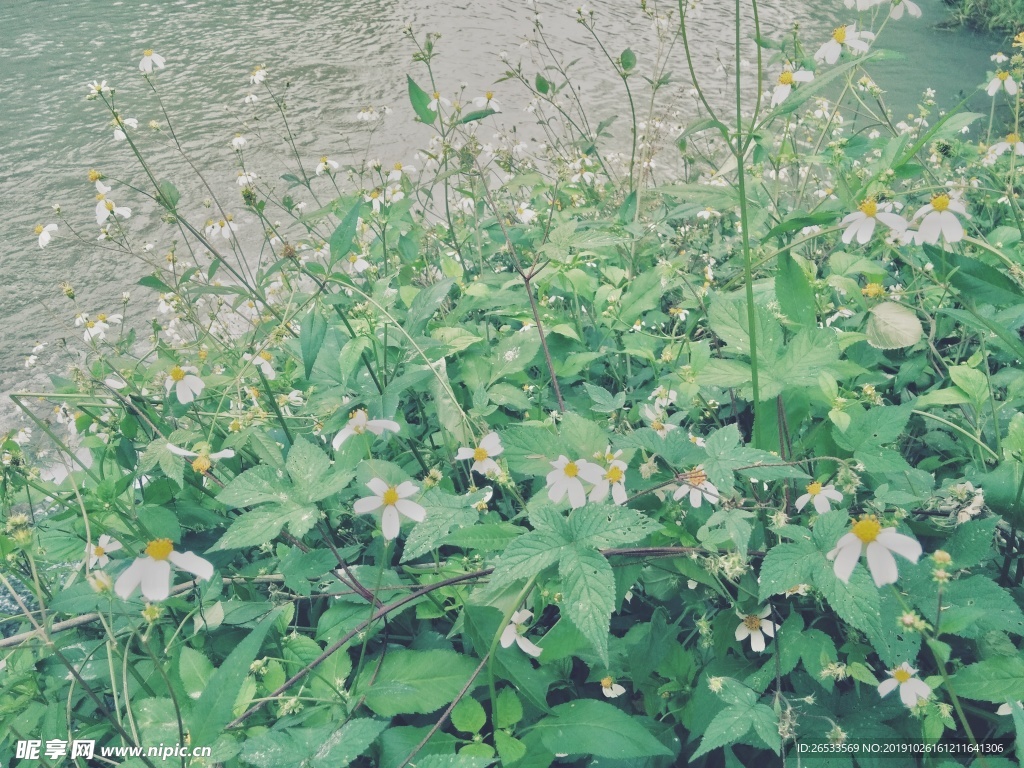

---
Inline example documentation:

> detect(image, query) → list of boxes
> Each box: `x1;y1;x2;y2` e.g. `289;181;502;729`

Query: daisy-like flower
114;538;214;601
795;482;844;514
231;135;248;150
164;365;205;404
983;131;1024;165
878;663;931;707
87;80;111;98
341;251;370;275
385;183;404;204
889;0;922;19
365;188;384;213
673;466;720;508
36;223;57;248
250;65;267;85
236;171;258;186
827;515;922;587
992;51;1009;63
588;447;628;505
332;409;400;449
515;202;537;224
87;534;123;568
139;49;166;73
205;217;238;240
770;65;814;107
353;479;425;540
912;192;968;244
243;93;259;105
316;156;339;176
82;317;110;342
95;194;131;226
546;455;601;509
641;404;677;437
600;676;626;698
168;443;235;473
427;91;452;112
242;350;275;380
500;609;543;657
472;91;502;112
735;607;776;652
987;71;1019;96
456;432;504;476
387;162;416;183
840;199;909;244
113;117;138;141
815;24;874;65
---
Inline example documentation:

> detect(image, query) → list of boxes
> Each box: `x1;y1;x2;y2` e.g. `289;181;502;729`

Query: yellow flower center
169;366;186;382
563;461;579;478
217;219;226;227
105;200;115;211
473;447;489;462
485;91;494;100
600;676;615;689
931;193;950;212
382;487;400;506
861;283;886;298
852;515;881;544
143;49;154;56
369;190;380;199
744;615;763;631
85;320;95;328
893;668;912;684
88;169;102;182
432;91;441;99
778;71;794;86
320;156;328;163
192;455;212;473
688;469;708;485
394;162;403;170
858;198;878;217
997;71;1010;81
606;466;624;484
94;546;106;557
1007;132;1021;144
259;351;272;362
97;313;107;322
832;25;847;43
651;419;664;431
806;481;823;496
145;538;174;560
35;224;44;235
348;254;359;263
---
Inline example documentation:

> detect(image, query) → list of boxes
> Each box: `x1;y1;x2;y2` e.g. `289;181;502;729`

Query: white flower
236;171;258;186
36;223;57;248
242;351;276;380
984;131;1024;165
472;91;502;112
83;318;110;342
95;195;131;226
356;106;378;121
87;534;123;568
385;183;404;204
427;91;451;112
827;515;922;587
878;663;931;707
87;80;111;98
232;135;248;150
600;676;626;698
987;71;1019;96
113;117;138;141
997;701;1023;715
515;202;537;224
139;49;166;73
588;447;628;505
164;365;205;404
387;162;416;182
353;478;425;540
912;193;968;244
815;24;874;65
889;0;922;18
673;466;720;508
770;66;814;107
795;482;844;514
500;609;543;657
546;455;601;509
365;188;384;213
642;404;677;437
316;156;339;176
332;409;400;449
456;432;504;476
840;199;908;244
166;444;234;475
115;539;214;601
341;251;370;275
735;606;776;652
991;52;1009;63
250;65;267;85
205;217;238;240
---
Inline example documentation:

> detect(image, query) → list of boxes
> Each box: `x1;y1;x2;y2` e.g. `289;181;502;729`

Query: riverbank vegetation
942;0;1024;34
3;0;1024;765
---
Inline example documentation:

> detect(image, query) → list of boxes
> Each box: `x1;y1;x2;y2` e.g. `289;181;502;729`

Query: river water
0;0;1003;428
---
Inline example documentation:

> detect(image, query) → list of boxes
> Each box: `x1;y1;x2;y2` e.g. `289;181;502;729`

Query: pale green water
0;0;1003;427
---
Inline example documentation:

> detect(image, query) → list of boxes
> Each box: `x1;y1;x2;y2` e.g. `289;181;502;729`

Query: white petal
480;432;503;455
165;444;197;458
500;624;517;648
511;609;533;624
876;530;922;562
381;507;400;540
395;499;425;522
795;493;811;511
455;447;474;461
866;541;899;586
761;620;776;637
813;494;832;514
831;539;862;583
878;678;898;697
750;630;766;652
516;635;543;658
735;624;751;642
114;558;147;599
354;496;384;515
395;481;419;498
168;550;214;581
365;478;389;496
140;559;172;601
567;479;587;509
175;379;195;404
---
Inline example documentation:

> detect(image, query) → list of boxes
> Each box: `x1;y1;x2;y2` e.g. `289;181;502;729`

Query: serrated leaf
582;382;626;413
212;502;320;550
775;252;816;328
533;700;671;758
443;522;522;552
758;539;817;600
866;302;923;349
492;530;568;582
495;687;524;728
178;646;213;700
559;545;615;664
952;657;1024;703
357;649;479;716
286;436;331;493
309;719;388;768
451;696;486;733
217;465;287;509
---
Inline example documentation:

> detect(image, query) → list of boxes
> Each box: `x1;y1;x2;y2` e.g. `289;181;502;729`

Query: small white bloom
95;195;131;226
353;478;425;540
546;455;601;509
364;188;384;213
815;24;874;65
515;202;537;224
332;409;400;449
795;482;844;514
912;192;968;244
250;65;267;85
164;365;205;404
387;162;416;182
113;117;138;141
841;199;908;244
87;80;111;98
427;91;452;112
770;65;814;107
139;49;166;73
115;539;214;601
341;251;370;275
244;93;259;105
236;171;258;186
991;51;1009;63
600;676;626;698
673;466;720;508
242;351;276;380
889;0;922;18
997;701;1023;715
87;534;123;568
827;515;922;587
472;91;502;112
588;447;628;505
878;663;931;707
205;217;238;240
984;131;1024;165
500;609;543;657
987;71;1019;97
231;135;248;150
385;183;404;204
735;606;776;652
456;432;504;476
316;156;339;176
36;223;57;248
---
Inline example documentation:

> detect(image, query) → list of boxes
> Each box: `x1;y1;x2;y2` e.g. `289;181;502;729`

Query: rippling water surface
0;0;1002;427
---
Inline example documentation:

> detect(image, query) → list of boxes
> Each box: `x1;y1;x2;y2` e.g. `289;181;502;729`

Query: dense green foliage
3;2;1024;766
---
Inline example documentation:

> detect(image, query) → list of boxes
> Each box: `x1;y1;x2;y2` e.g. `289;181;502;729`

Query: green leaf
501;424;563;475
310;719;389;768
495;687;524;728
583;382;626;413
212;502;320;550
357;649;479;716
217;465;287;508
620;48;637;71
945;516;998;569
617;269;666;326
758;539;817;600
489;334;542;385
567;504;662;548
865;302;923;349
459;108;497;124
189;608;283;746
300;305;328;379
286;437;331;495
494;731;527;764
157;179;180;210
451;696;486;733
559;545;616;665
407;75;438;124
692;704;756;759
443;522;522;552
952;656;1024;703
329;200;363;265
948;365;989;404
533;700;672;758
774;252;816;328
535;73;550;94
492;529;568;582
404;279;454;338
178;646;213;700
943;250;1023;307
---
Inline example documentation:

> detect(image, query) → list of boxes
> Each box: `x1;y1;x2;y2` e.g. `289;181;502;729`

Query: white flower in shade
770;65;814;107
83;317;110;342
332;409;400;449
600;676;626;698
987;71;1019;96
589;447;628;505
242;351;276;380
546;455;601;509
815;24;874;65
889;0;922;19
387;162;416;182
642;404;677;437
164;365;205;404
912;192;968;244
139;49;166;73
231;135;248;150
500;609;543;657
991;51;1009;63
840;199;908;244
87;534;123;568
673;466;720;508
95;195;131;226
472;91;502;112
735;607;776;652
427;90;451;112
984;131;1024;165
250;65;267;85
113;117;138;141
167;443;235;473
997;701;1023;715
316;156;339;176
515;202;537;224
341;251;370;275
795;482;844;514
878;663;932;707
827;515;922;587
353;479;425;540
456;432;504;476
114;539;214;601
36;223;57;248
